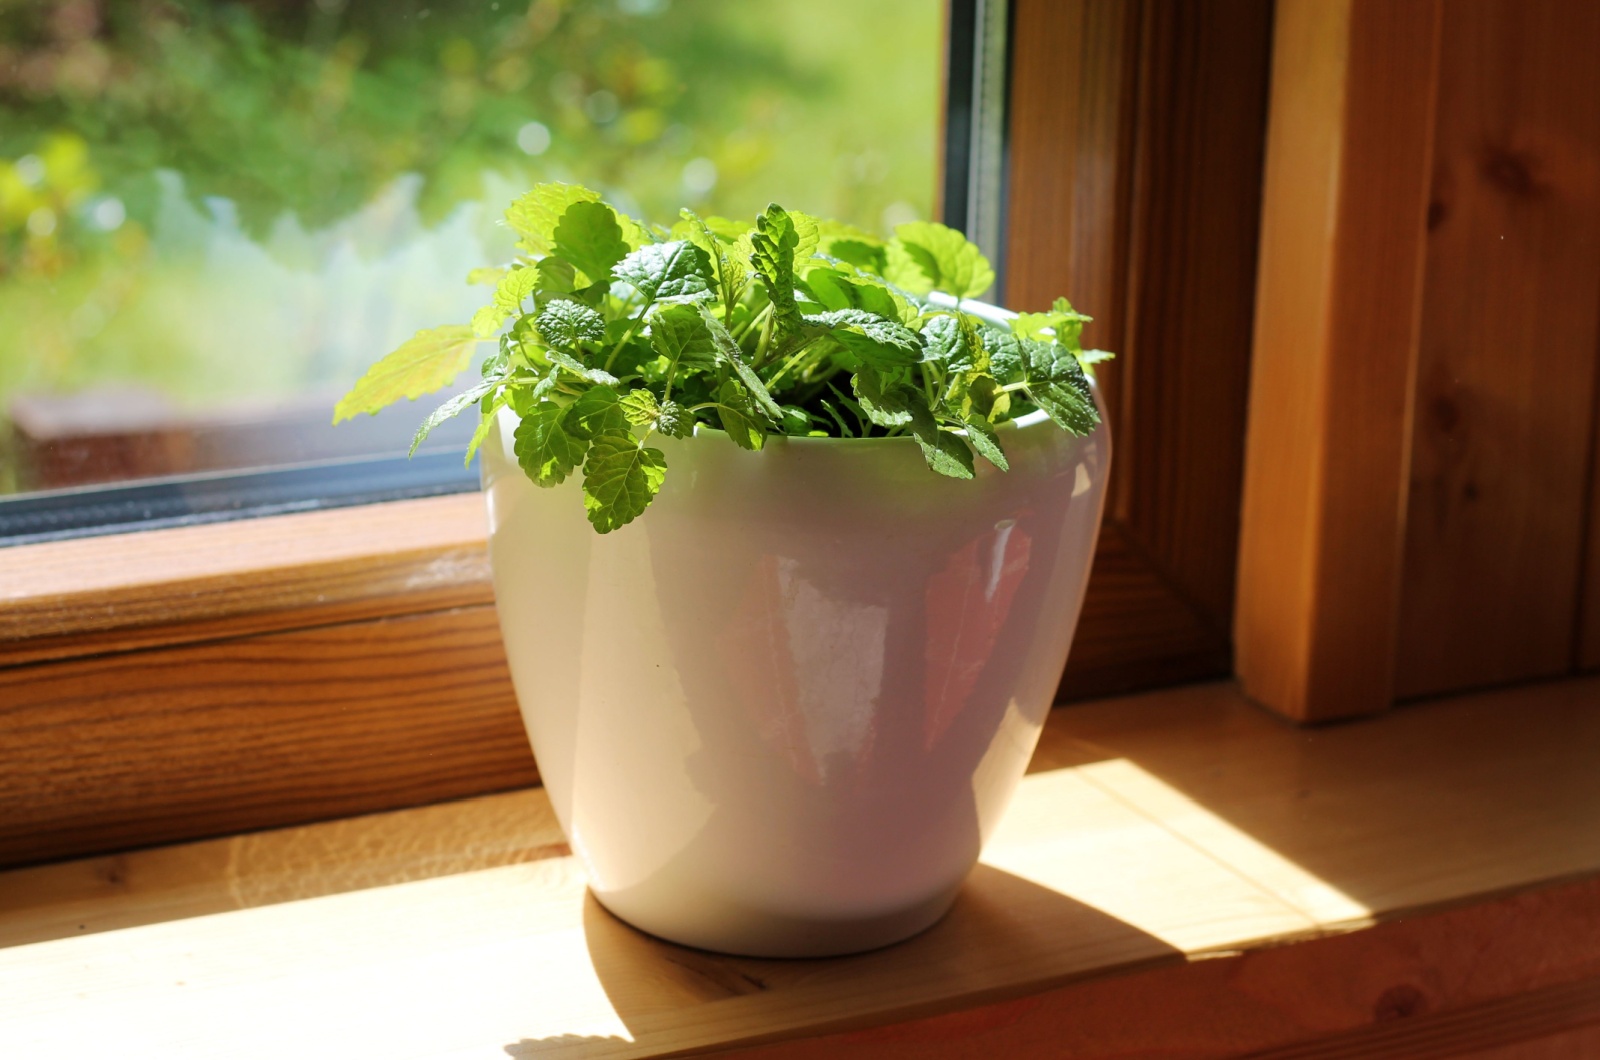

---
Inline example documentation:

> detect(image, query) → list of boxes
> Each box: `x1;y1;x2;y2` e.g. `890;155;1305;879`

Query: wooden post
1234;0;1442;722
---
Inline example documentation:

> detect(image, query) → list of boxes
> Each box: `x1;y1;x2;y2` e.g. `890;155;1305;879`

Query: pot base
591;884;963;959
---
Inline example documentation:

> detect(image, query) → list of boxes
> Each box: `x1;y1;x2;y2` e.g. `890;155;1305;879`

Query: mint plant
335;183;1109;533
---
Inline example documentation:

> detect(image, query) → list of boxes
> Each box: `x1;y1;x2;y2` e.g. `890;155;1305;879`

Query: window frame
0;0;1276;869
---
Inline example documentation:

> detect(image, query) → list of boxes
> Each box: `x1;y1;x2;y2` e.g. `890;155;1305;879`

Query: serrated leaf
907;393;975;479
982;325;1026;381
920;313;979;370
679;208;748;306
1029;380;1101;435
852;367;916;428
963;415;1009;471
885;221;994;299
552;200;630;287
805;308;922;369
699;305;783;422
789;210;821;263
470;267;542;338
656;398;694;438
714;379;767;450
1022;337;1087;385
536;298;607;349
620;387;660;426
564;384;629;439
409;377;500;457
464;389;511;465
583;431;667;533
750;204;803;337
506;182;601;256
614;240;716;305
514;401;589;487
467;266;507;286
649;302;718;366
334;324;479;423
547;348;619;387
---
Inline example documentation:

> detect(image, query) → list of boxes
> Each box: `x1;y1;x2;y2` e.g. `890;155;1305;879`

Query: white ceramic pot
482;303;1110;957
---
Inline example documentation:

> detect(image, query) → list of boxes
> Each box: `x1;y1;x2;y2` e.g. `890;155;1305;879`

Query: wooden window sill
0;488;1237;869
3;678;1598;1058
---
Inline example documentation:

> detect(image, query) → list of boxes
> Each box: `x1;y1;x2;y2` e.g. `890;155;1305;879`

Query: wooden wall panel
1008;0;1272;700
1235;0;1441;722
1397;0;1600;700
0;606;537;869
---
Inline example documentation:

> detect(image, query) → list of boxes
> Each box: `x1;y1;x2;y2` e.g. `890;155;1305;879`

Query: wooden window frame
0;0;1275;870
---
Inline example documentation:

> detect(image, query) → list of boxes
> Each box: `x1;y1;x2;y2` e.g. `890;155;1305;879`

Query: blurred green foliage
0;0;940;417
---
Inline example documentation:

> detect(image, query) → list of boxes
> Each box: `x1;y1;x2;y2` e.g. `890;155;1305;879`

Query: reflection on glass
0;0;940;496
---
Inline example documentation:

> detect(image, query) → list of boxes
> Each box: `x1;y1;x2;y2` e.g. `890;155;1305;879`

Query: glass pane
0;0;942;507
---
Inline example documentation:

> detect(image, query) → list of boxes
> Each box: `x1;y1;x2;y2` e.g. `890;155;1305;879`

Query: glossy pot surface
482;310;1110;957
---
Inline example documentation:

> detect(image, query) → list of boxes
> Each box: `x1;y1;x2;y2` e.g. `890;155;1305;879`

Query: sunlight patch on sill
981;759;1371;952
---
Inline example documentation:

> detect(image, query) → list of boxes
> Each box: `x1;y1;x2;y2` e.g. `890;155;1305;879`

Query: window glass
0;0;941;503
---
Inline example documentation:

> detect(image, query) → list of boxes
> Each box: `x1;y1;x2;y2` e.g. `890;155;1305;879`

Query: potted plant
336;184;1111;957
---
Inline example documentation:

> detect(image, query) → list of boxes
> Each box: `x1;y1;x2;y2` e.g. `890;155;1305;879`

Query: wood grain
1395;0;1600;698
3;676;1599;1058
1235;0;1442;721
1009;0;1272;702
0;605;537;869
1115;0;1272;625
728;882;1600;1060
0;492;493;667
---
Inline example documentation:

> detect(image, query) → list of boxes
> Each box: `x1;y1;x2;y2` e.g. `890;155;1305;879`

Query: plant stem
603;310;646;374
732;302;772;344
753;308;776;366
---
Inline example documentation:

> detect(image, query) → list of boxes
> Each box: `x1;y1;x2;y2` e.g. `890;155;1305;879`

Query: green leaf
547;349;619;387
506;182;601;256
885;221;994;299
649;303;718;366
334;325;479;423
907;394;975;479
564;384;629;439
713;379;768;450
788;210;821;263
536;257;577;296
816;219;886;267
805;308;922;369
981;325;1026;381
536;298;607;349
1023;337;1087;385
1029;380;1101;435
852;368;916;428
656;398;694;439
779;405;813;435
513;401;589;487
467;266;507;286
464;389;511;466
919;314;980;371
583;431;668;533
1077;348;1114;378
471;267;541;338
699;305;784;422
802;268;914;324
749;204;803;336
678;208;747;306
614;240;716;305
409;377;499;457
553;201;630;286
963;415;1009;471
620;387;660;426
